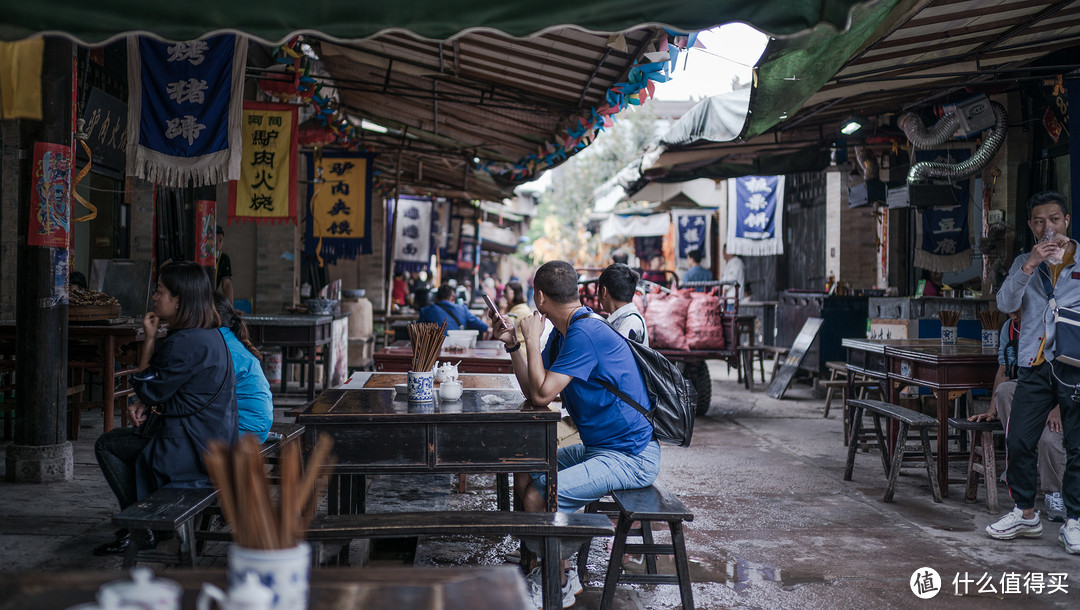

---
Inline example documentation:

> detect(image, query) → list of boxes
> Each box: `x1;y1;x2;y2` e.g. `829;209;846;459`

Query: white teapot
98;567;181;610
197;572;274;610
434;361;459;383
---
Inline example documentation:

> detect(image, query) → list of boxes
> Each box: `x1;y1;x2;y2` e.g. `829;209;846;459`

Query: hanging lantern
298;119;336;148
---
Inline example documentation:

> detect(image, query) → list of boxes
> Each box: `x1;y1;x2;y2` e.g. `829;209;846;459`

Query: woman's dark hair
533;261;581;304
214;292;261;360
505;281;527;307
158;261;219;330
1027;191;1069;216
598;263;639;303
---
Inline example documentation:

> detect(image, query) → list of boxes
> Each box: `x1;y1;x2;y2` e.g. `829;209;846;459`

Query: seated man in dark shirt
418;284;489;335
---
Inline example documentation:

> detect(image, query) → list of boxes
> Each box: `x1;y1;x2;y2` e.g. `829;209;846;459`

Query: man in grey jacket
986;191;1080;555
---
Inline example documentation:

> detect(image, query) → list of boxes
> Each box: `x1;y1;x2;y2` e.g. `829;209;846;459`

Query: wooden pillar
6;37;75;482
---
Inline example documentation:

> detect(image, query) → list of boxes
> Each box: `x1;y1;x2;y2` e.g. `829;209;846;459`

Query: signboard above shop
76;87;127;179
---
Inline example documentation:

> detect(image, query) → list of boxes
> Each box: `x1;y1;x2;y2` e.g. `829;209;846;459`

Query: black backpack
569;312;697;447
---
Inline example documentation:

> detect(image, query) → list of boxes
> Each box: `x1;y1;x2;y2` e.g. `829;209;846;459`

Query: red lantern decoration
298;119;336;148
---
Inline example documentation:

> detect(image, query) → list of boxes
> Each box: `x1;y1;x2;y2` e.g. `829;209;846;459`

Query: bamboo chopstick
938;310;960;327
408;321;448;372
200;432;336;550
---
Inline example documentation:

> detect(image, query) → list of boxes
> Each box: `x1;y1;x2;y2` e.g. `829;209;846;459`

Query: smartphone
482;293;499;319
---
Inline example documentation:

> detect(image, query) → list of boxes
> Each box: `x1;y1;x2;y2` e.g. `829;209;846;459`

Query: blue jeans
95;426;150;510
531;441;661;513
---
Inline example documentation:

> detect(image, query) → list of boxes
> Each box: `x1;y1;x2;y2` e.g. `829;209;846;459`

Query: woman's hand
128;402;147;426
519;312;546;344
142;312;160;337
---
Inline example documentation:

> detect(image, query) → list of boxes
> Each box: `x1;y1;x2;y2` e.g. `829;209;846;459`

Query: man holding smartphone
491;260;659;607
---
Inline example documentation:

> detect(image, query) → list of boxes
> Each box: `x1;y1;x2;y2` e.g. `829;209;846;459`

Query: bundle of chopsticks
408;321;447;372
203;434;336;550
938;310;961;327
978;310;1005;331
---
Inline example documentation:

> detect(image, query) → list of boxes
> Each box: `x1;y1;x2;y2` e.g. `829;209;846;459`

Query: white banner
392;197;432;268
598;213;671;244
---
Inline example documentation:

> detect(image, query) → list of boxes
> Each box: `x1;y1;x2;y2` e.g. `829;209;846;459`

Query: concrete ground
1;362;1077;608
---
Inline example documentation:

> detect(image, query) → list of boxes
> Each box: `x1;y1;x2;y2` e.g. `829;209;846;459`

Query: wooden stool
582;481;695;610
948;418;1003;512
822;361;848;419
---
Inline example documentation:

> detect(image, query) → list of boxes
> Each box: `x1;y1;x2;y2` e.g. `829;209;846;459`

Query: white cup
227;542;310;610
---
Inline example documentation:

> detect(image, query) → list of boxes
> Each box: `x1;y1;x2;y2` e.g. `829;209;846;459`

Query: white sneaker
986;507;1043;540
1059;519;1080;554
1046;492;1067;522
524;566;578;609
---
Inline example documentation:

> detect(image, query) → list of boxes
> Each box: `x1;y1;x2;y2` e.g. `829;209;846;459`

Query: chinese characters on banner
228;102;298;224
194;200;216;266
304;151;374;265
913;149;972;272
726;175;785;256
28;142;72;248
392;196;433;272
125;34;247;187
672;209;712;272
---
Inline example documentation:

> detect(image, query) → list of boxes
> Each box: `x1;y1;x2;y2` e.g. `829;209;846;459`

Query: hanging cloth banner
392;196;433;273
672;209;713;272
726;175;785;256
304;151;375;265
194;199;216;266
228;102;298;224
913;149;972;272
28;142;72;248
434;199;452;258
126;34;247;187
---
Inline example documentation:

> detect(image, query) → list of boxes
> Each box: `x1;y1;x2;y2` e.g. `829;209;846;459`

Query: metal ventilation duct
902;101;1007;183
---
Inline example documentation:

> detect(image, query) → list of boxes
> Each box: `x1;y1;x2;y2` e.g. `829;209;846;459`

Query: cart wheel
684;361;712;416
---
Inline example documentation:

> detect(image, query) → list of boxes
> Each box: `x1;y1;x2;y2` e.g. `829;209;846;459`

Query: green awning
6;0;875;44
743;0;918;139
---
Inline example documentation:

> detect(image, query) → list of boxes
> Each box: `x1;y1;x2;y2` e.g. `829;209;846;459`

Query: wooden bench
843;399;942;503
949;417;1004;512
307;510;615;610
582;481;695;610
111;422;305;568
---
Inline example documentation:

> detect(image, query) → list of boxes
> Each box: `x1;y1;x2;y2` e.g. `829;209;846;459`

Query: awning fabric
660;88;752;147
645;144;831;183
599;213;670;244
6;0;875;44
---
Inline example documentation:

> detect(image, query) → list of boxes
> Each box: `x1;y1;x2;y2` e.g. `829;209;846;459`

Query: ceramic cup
227;542;310;610
408;370;435;402
439;380;463;401
99;567;181;610
981;329;999;349
941;326;958;345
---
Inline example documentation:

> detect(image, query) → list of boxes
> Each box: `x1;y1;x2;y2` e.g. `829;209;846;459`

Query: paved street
1;361;1076;608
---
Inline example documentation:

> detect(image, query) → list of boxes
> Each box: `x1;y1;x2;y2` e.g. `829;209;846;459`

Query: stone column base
5;442;73;483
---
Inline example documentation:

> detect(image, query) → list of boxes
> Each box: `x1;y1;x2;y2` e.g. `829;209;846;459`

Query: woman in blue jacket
215;292;274;442
93;262;237;555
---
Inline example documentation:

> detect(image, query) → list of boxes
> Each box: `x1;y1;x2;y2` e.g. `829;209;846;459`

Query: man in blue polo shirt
419;284;489;335
493;260;659;607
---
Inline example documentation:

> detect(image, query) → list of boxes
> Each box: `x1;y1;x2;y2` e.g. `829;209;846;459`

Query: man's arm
221;277;234;303
996;255;1031;314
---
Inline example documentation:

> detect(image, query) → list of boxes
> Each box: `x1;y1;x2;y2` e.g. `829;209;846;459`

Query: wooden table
0;566;530;610
245;314;341;402
0;320;164;433
374;340;513;374
296;383;559;513
843;338;997;496
340;371;519;390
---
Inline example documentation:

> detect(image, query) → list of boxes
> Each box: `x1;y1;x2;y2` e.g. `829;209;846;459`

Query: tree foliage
529;105;659;266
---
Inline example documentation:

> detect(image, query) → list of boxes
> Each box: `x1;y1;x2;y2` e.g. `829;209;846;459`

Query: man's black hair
534;261;581;304
598;263;639;303
436;284;455;301
216;225;225;236
1027;191;1069;216
688;250;703;264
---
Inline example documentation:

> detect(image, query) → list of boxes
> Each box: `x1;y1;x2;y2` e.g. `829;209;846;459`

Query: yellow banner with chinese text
228;102;297;224
310;155;368;240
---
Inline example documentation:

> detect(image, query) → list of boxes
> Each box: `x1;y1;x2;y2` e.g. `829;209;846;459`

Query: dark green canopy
5;0;874;44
